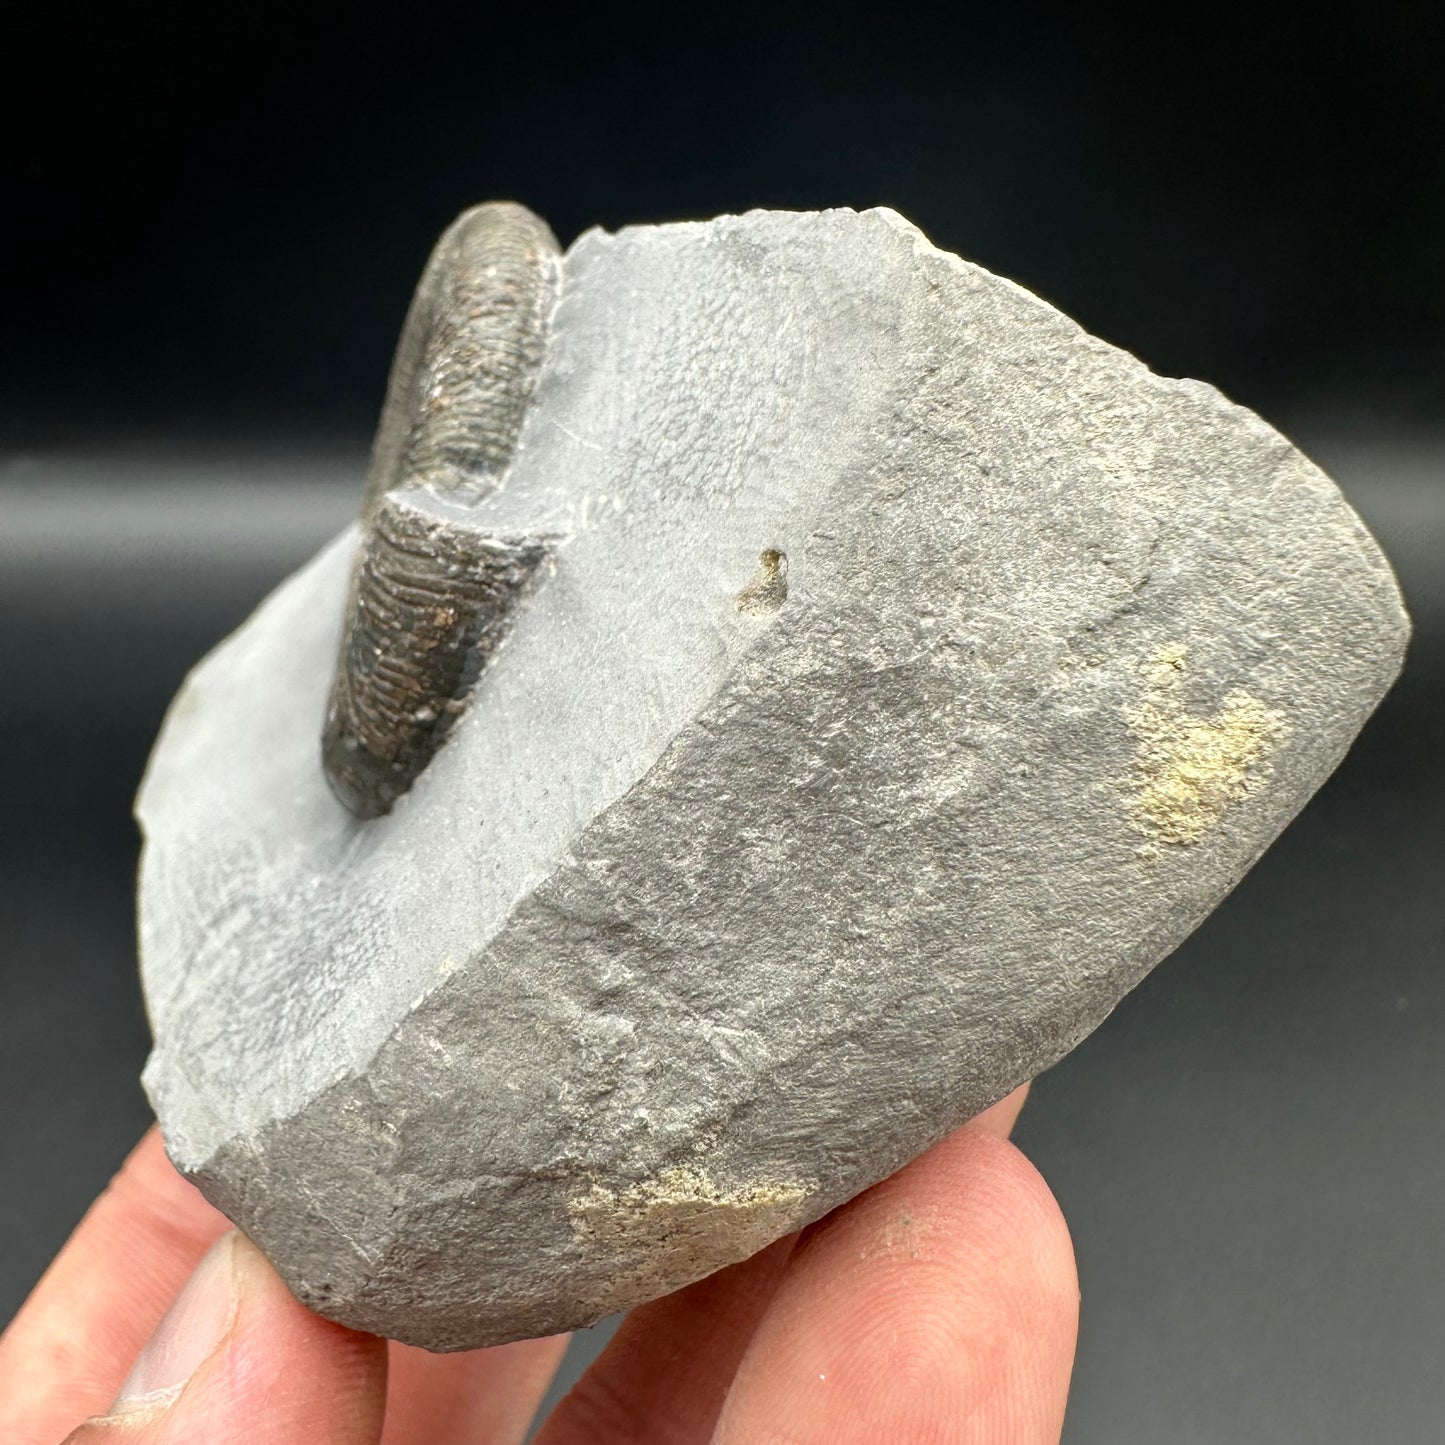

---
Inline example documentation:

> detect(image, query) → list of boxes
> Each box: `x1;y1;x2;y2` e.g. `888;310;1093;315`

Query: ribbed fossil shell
323;202;561;817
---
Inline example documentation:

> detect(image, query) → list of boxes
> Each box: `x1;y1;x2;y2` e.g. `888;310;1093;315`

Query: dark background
7;2;1445;447
2;4;1442;1440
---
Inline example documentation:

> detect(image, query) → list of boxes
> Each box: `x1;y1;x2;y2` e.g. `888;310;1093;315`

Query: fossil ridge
325;202;561;817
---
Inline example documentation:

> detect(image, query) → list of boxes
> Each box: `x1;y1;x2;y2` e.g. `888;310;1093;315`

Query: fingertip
1;1128;233;1442
716;1128;1078;1445
534;1234;797;1445
66;1232;388;1445
382;1334;569;1445
970;1081;1032;1138
101;1130;232;1247
893;1126;1077;1291
211;1234;389;1440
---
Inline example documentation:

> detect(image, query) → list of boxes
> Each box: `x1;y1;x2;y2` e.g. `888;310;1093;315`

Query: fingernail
107;1232;240;1415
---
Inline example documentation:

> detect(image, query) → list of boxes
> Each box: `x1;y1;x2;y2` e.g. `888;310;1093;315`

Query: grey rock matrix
137;206;1408;1350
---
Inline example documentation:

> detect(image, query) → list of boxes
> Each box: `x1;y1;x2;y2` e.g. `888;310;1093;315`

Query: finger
533;1083;1031;1445
63;1230;388;1445
0;1128;232;1443
713;1128;1079;1445
534;1234;797;1445
971;1081;1031;1138
381;1334;569;1445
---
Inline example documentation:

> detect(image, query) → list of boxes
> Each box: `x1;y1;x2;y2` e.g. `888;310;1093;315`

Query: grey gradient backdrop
2;4;1442;1440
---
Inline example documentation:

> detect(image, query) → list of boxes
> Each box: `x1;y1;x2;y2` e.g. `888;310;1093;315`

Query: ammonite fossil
323;202;560;817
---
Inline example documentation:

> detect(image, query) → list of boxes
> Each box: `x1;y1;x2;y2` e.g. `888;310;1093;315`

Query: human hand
0;1085;1076;1443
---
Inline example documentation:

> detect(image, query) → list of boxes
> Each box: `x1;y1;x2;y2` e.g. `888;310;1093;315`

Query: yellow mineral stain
567;1167;808;1315
734;549;789;615
1125;645;1288;852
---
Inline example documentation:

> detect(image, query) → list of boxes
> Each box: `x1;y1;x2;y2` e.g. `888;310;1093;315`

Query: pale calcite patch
568;1168;809;1314
1125;645;1289;852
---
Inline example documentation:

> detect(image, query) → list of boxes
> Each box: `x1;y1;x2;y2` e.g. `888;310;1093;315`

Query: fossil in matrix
324;203;561;818
136;203;1409;1350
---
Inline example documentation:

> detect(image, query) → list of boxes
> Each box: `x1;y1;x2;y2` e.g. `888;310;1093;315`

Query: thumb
64;1231;388;1445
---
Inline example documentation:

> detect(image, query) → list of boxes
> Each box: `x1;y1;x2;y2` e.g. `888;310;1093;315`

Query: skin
0;1085;1078;1444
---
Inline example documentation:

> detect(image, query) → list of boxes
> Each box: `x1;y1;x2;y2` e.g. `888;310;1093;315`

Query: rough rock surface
137;207;1409;1350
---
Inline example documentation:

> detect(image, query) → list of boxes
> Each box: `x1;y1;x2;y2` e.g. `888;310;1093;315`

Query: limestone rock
136;206;1408;1350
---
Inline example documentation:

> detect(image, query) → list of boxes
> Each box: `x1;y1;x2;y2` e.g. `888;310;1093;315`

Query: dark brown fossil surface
324;201;560;818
